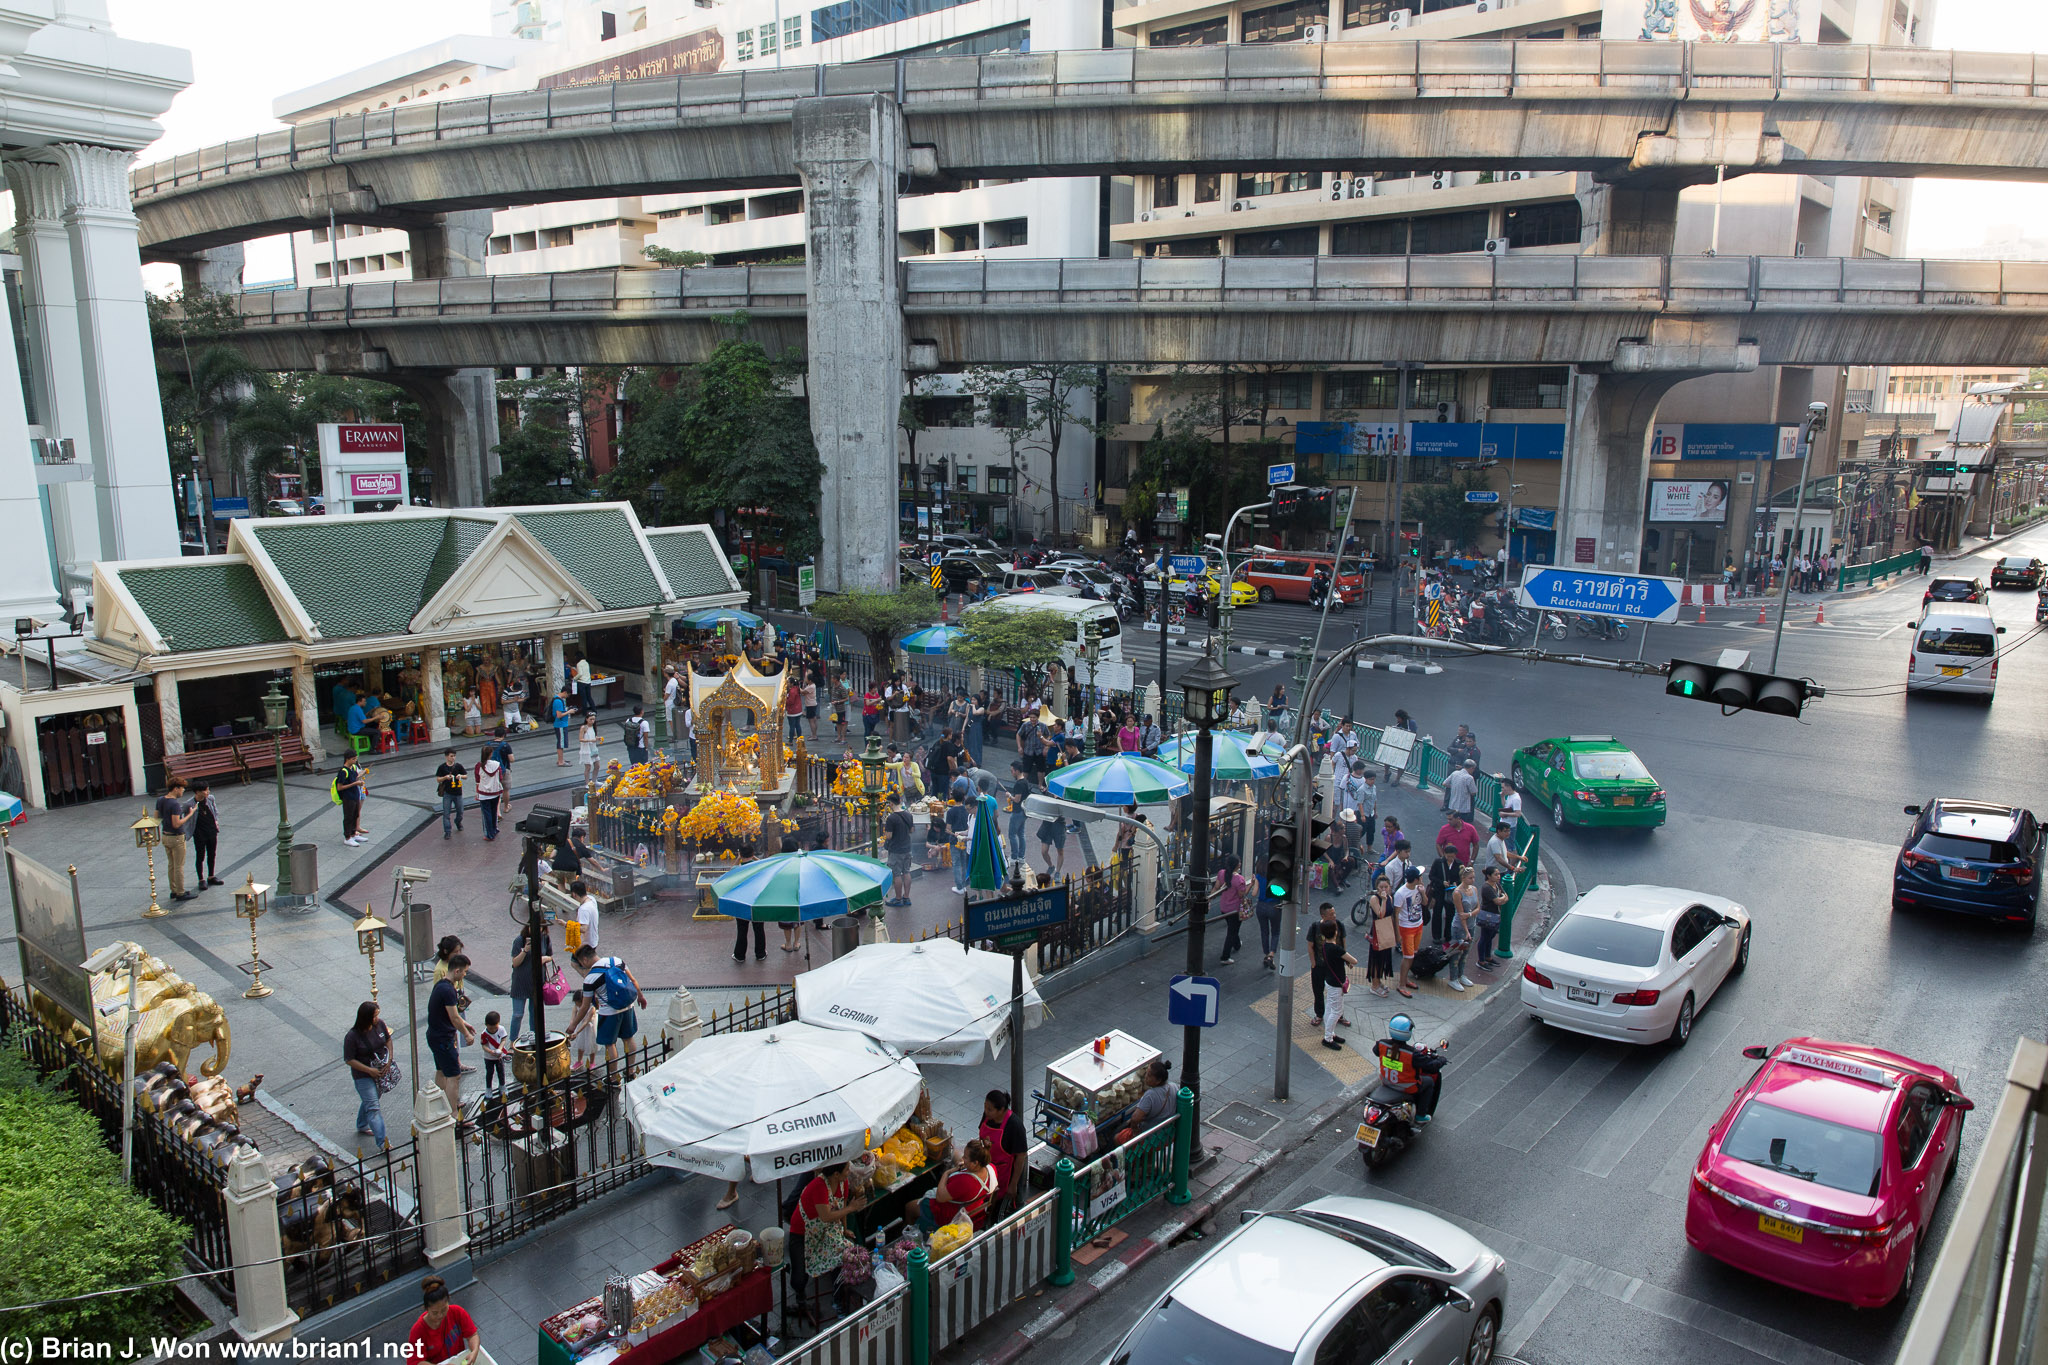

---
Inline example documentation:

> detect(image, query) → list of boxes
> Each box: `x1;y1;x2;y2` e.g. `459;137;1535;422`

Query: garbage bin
830;915;862;960
289;843;318;895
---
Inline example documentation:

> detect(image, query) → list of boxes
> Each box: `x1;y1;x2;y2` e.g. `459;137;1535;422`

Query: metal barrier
1897;1037;2048;1365
703;986;798;1036
1837;548;1922;590
928;1190;1060;1350
771;1278;913;1365
283;1138;428;1318
1037;857;1139;974
1497;820;1542;958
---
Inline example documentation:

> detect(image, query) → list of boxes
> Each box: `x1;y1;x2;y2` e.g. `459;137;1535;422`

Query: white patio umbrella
624;1021;924;1183
795;941;1046;1066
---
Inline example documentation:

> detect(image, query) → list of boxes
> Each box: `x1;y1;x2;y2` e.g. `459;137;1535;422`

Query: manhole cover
1211;1101;1280;1142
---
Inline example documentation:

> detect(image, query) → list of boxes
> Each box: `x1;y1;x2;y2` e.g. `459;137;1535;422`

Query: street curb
1144;634;1443;673
975;1148;1284;1365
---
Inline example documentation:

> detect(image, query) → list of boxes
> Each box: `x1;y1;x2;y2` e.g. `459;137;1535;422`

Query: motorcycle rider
1372;1013;1447;1123
1309;564;1332;610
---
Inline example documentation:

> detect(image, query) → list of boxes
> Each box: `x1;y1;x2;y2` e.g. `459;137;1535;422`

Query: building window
314;261;333;280
1342;0;1394;27
988;467;1015;495
940;223;980;252
1234;225;1320;256
784;15;803;47
984;218;1029;249
1149;15;1227;45
900;229;936;256
1242;0;1325;41
1155;237;1222;257
752;191;803;218
759;22;778;53
921;395;974;427
1488;367;1570;410
1153;175;1180;210
737;27;753;58
1236;171;1322;198
1330;218;1408;256
989;395;1028;428
1194;174;1223;204
707;200;747;226
1503;200;1582;249
1243;372;1314;409
311;226;328;244
955;468;977;492
1408;370;1463;407
1409;210;1489;255
813;0;978;44
1420;0;1471;9
1575;19;1601;37
1327;371;1399;409
901;20;1030;55
1869;205;1894;233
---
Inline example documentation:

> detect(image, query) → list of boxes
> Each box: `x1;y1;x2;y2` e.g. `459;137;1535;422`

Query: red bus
1237;553;1369;605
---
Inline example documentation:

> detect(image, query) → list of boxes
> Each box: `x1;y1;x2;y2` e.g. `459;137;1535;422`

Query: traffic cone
1814;601;1826;625
1697;602;1707;625
1756;603;1768;626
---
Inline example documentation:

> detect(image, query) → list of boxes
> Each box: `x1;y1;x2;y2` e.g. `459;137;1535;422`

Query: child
502;677;526;733
479;1011;510;1090
462;688;483;737
567;1005;599;1072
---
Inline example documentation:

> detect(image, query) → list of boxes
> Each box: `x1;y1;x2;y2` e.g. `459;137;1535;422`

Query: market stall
1032;1030;1163;1161
793;942;1043;1067
537;1223;773;1365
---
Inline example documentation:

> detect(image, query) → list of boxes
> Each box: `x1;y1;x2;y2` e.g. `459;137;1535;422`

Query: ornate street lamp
1174;643;1237;1128
354;909;388;1001
233;874;273;999
646;481;666;527
261;676;293;898
133;811;165;918
860;732;887;858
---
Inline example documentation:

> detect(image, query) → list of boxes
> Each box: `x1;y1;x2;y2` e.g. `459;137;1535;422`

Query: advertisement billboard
1648;479;1732;523
348;471;404;499
8;848;88;1027
335;424;405;455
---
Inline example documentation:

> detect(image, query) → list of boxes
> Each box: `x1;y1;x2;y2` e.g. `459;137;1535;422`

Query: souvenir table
536;1224;773;1365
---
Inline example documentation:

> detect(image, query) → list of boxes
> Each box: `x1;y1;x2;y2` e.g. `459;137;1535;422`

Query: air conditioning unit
1232;199;1252;211
1140;211;1154;222
1434;401;1460;423
1303;22;1327;40
1794;242;1808;256
1484;237;1509;256
1388;8;1412;28
1183;210;1195;217
1431;171;1447;190
1474;0;1493;11
1507;170;1525;180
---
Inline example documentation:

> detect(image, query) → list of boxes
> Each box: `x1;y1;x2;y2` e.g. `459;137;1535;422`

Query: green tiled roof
119;562;288;653
252;518;449;637
421;517;496;604
514;508;663;609
647;528;736;601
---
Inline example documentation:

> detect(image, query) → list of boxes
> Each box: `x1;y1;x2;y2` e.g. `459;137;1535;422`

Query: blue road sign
967;885;1070;942
929;551;943;567
1267;463;1295;487
211;496;250;519
1169;555;1206;575
1516;565;1682;624
1463;490;1501;504
1168;974;1221;1028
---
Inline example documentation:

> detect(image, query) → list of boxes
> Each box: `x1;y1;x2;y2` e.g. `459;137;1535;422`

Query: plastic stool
349;733;372;756
403;718;429;745
375;729;398;754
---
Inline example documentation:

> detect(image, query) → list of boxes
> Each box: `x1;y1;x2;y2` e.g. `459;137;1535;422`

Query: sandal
716;1193;739;1211
1397;986;1414;997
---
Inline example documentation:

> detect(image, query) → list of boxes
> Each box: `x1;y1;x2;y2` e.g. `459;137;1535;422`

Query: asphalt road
1030;526;2048;1365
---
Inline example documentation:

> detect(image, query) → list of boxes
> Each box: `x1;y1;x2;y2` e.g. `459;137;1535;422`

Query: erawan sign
317;423;410;514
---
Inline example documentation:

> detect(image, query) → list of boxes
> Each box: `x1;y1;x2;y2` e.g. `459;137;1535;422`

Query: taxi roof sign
1777;1046;1896;1089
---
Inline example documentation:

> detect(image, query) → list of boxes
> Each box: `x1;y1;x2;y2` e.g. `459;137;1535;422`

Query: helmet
1388;1014;1414;1042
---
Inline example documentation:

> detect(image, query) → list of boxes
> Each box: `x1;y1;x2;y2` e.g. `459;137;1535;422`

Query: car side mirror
1721;915;1742;928
1904;805;1922;816
1997;627;2008;635
1907;619;1918;627
1948;1094;1975;1112
1741;1045;1770;1060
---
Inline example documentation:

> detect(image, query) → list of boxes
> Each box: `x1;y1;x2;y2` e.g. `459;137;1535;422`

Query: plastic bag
871;1262;906;1297
1067;1119;1098;1160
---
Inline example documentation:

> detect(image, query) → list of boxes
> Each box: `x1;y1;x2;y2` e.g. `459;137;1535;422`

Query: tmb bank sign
539;29;724;89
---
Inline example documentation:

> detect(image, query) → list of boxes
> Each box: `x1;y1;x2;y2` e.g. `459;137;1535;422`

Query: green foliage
147;287;243;345
1404;470;1495;551
231;373;411;495
643;244;711;268
814;585;940;664
1125;420;1268;542
0;1031;191;1346
489;371;609;506
952;608;1072;672
961;364;1103;539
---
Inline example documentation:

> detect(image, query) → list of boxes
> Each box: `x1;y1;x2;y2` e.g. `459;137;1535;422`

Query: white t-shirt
1485;834;1510;871
1393;884;1426;930
580;955;630;1016
1500;789;1523;819
576;895;601;949
663;676;680;708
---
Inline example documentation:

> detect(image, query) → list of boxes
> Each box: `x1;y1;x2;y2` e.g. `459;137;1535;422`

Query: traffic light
1265;819;1299;898
1665;656;1824;718
1273;487;1302;524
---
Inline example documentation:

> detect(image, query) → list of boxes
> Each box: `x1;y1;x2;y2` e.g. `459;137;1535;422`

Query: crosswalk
1688;616;1911;643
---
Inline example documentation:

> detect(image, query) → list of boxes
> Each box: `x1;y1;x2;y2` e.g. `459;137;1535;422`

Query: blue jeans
510;992;528;1045
440;790;463;835
1007;815;1026;865
480;799;499;839
953;846;970;889
1257;906;1281;956
353;1076;387;1145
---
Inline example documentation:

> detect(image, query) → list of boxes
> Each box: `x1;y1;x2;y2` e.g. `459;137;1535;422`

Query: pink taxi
1685;1037;1971;1308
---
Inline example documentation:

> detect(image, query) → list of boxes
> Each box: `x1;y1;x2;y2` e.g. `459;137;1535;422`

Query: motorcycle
1357;1038;1450;1172
2037;587;2048;624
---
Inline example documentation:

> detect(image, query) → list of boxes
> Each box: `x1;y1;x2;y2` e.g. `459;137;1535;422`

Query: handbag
373;1041;402;1094
1372;909;1398;951
540;961;570;1006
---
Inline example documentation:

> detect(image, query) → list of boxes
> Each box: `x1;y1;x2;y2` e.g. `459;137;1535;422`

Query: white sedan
1519;885;1751;1047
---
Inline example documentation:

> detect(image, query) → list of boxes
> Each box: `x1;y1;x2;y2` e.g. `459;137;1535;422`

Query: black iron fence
1036;856;1140;974
279;1138;426;1319
702;986;797;1036
459;1034;673;1255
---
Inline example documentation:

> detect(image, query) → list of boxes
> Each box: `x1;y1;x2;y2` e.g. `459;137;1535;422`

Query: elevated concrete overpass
132;40;2048;257
198;254;2048;373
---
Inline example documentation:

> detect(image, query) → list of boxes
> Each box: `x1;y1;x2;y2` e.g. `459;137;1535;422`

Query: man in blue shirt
345;697;370;737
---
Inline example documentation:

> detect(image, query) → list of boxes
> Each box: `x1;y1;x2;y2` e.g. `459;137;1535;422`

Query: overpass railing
217;255;2048;328
131;40;2048;198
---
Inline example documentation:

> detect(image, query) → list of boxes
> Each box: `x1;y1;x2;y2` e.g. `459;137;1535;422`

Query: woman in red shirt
408;1276;480;1365
916;1140;995;1232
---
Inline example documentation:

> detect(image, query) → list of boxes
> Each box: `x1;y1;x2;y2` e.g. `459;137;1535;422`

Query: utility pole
1384;362;1414;637
1768;403;1829;673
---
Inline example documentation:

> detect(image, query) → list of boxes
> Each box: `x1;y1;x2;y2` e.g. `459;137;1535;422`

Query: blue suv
1893;799;2043;929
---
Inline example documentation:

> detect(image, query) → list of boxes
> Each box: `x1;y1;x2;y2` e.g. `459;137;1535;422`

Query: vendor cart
536;1224;773;1365
1031;1030;1163;1161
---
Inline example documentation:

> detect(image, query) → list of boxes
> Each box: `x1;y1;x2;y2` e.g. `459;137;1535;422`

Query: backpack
593;959;637;1012
620;717;639;744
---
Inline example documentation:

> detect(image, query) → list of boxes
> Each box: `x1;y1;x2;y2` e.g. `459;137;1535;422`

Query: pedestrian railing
1052;1089;1194;1285
1837;548;1921;591
1496;820;1542;958
926;1188;1060;1350
703;986;798;1036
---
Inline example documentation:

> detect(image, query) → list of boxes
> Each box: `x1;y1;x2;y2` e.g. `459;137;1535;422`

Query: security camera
82;942;135;973
396;866;432;882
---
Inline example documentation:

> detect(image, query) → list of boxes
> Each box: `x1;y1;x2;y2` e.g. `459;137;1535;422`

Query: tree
814;585;940;665
643;244;710;268
231;372;410;495
1122;363;1311;541
1404;470;1495;552
489;371;608;505
951;607;1072;673
961;363;1103;541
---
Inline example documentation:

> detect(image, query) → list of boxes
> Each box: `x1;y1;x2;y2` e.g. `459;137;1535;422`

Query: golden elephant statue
70;941;230;1078
132;997;232;1078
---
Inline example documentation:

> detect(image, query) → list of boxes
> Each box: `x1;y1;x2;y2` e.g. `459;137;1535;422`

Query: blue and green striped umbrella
965;792;1008;890
1046;754;1192;806
712;850;890;923
1155;733;1282;781
902;625;964;655
679;607;764;630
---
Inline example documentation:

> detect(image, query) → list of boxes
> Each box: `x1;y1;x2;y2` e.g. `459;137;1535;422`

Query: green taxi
1509;736;1666;830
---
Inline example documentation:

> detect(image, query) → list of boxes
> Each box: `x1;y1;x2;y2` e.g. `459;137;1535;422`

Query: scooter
1356;1038;1449;1172
2037;587;2048;624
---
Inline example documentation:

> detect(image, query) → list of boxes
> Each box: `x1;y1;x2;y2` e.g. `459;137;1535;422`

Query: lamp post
646;481;665;528
133;812;165;918
1175;644;1237;1132
354;909;388;1001
234;875;274;999
261;676;293;898
859;732;886;856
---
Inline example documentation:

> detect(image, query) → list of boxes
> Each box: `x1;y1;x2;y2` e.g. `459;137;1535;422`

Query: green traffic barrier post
1051;1157;1078;1285
1495;820;1540;958
908;1244;932;1365
1169;1087;1195;1205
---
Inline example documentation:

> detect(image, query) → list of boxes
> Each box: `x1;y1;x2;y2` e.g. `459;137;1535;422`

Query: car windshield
1931;581;1976;596
1917;629;1995;657
1571;751;1653;782
2001;557;2033;569
1918;832;2018;862
1722;1099;1883;1197
1544;913;1665;968
1115;1298;1292;1365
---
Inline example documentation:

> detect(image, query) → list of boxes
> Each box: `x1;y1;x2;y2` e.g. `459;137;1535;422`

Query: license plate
1940;665;1966;677
1356;1122;1381;1147
1943;865;1985;882
1566;986;1600;1005
1758;1214;1804;1244
1614;796;1635;807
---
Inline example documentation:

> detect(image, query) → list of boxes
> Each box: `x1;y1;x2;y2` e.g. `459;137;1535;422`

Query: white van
965;592;1124;667
1907;603;2005;701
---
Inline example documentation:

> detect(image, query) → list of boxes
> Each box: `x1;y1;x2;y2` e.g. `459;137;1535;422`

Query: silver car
1103;1197;1507;1365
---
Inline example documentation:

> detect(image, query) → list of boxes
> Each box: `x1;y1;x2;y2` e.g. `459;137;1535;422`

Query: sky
101;0;2048;284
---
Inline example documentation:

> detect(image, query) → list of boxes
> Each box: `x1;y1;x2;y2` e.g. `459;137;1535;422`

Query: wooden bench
232;733;314;776
165;734;316;788
164;746;246;786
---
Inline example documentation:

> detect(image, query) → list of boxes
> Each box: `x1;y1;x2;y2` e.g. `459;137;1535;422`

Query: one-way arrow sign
1168;974;1220;1028
1516;565;1682;624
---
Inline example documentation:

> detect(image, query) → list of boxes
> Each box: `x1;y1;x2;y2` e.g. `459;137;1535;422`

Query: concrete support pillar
1576;182;1680;257
223;1148;299;1342
1239;800;1257;877
290;662;325;765
0;260;62;621
423;649;449;744
640;618;662;712
1140;682;1161;729
52;143;178;561
545;632;567;702
794;96;903;593
1558;371;1689;575
7;159;99;584
1047;664;1068;719
1135;839;1159;932
178;243;245;295
411;1083;471;1269
409;210;494;280
444;369;501;507
155;672;184;757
